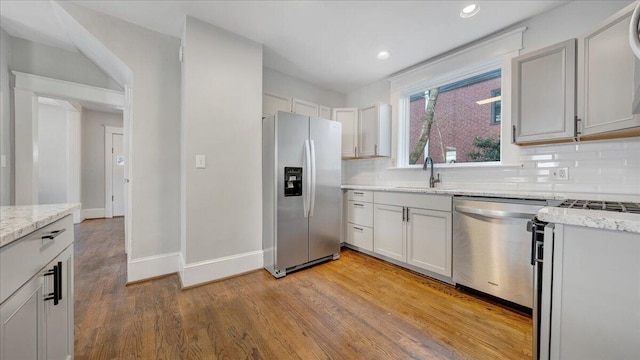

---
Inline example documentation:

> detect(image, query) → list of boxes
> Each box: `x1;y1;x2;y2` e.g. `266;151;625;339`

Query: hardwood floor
74;218;532;359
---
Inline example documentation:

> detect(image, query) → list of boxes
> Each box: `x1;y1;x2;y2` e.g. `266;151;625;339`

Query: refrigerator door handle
309;139;317;217
303;140;311;218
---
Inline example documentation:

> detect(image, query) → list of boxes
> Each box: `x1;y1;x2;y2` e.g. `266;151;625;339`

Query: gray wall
60;2;182;259
263;67;346;108
81;109;123;210
182;17;263;264
1;28;12;205
37;103;68;204
10;36;122;91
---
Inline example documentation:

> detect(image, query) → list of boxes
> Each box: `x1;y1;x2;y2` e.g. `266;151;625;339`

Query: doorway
105;127;124;217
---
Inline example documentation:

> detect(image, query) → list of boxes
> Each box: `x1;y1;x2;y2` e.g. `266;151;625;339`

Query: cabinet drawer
374;192;452;212
346;190;373;202
347;201;373;227
346;223;373;251
1;215;73;304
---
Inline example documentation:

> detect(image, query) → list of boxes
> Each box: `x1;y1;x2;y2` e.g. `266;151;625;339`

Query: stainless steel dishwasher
453;196;548;309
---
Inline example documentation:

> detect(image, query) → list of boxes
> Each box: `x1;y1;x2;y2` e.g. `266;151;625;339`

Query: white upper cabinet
577;6;640;137
512;39;577;144
263;93;291;118
334;104;391;159
333;107;359;158
512;3;640;144
292;98;320;117
319;105;331;120
358;104;391;157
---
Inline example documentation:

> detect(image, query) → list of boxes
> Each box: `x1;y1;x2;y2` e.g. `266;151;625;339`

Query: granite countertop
0;204;80;248
341;184;562;200
537;206;640;233
341;184;640;233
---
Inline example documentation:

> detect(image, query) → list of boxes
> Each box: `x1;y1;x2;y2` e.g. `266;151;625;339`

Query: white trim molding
127;252;181;283
388;27;527;91
82;208;105;220
179;250;264;288
104;126;124;218
13;71;125;109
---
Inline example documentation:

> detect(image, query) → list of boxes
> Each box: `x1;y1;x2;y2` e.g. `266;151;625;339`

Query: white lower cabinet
0;215;74;360
345;190;374;252
44;247;73;360
371;192;453;279
540;225;640;360
406;208;452;277
0;275;43;360
373;204;406;262
346;224;373;251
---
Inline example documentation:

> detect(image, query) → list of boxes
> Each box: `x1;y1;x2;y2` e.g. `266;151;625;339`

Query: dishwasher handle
455;205;537;220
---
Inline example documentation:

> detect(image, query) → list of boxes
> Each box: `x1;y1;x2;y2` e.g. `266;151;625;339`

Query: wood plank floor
74;218;532;359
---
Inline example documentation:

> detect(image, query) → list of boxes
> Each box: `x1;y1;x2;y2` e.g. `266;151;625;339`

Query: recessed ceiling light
460;3;480;18
377;51;390;60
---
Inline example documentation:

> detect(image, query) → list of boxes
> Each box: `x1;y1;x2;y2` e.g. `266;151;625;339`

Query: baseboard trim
127;252;181;283
82;208;105;219
179;250;264;288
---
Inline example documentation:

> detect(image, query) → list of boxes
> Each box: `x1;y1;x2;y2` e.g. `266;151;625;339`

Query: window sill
387;162;524;170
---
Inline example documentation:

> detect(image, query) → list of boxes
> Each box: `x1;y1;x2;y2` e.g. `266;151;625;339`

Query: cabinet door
512;39;577;144
547;226;640;360
373;204;406;262
333;108;359;158
44;247;73;360
0;275;44;360
578;9;640;136
292;98;319;117
263;93;292;117
319;105;331;120
358;105;378;157
406;208;452;277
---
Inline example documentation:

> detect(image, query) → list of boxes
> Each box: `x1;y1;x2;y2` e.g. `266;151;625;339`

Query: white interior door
112;133;125;216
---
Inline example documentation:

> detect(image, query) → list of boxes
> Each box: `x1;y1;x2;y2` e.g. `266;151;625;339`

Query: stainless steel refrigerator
262;111;342;278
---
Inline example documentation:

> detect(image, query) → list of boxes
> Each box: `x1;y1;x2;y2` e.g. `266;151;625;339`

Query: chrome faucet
422;156;441;188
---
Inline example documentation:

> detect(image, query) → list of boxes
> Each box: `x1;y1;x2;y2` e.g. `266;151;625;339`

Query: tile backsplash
342;138;640;200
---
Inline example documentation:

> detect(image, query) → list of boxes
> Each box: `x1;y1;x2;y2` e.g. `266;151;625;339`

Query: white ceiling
1;0;572;94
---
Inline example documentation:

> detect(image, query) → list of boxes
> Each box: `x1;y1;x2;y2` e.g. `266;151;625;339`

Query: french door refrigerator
263;111;342;278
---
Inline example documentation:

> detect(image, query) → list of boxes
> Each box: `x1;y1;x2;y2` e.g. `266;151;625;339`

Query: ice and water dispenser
284;167;302;197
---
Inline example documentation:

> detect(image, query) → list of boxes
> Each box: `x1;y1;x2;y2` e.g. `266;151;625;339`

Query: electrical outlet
552;167;569;181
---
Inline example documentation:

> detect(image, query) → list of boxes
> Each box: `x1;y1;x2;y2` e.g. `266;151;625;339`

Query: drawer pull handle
353;203;365;207
353;227;363;231
353;192;364;195
42;228;66;240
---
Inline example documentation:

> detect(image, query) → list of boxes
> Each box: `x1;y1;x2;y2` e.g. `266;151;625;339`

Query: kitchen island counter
0;203;80;247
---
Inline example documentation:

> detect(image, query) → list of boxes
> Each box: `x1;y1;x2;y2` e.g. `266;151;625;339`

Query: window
491;89;501;125
406;69;502;165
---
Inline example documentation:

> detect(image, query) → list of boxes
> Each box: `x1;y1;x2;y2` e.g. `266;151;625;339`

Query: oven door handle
455;206;536;220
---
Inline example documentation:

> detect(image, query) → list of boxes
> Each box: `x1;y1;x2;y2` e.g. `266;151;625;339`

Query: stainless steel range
555;199;640;213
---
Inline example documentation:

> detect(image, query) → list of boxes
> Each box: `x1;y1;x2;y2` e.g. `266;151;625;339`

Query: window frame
397;59;504;169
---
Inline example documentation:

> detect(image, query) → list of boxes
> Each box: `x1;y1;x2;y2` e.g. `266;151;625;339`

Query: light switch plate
195;155;206;169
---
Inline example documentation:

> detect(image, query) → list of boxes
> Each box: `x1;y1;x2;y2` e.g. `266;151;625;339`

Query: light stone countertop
0;204;80;248
341;184;640;233
537;206;640;234
341;184;563;200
